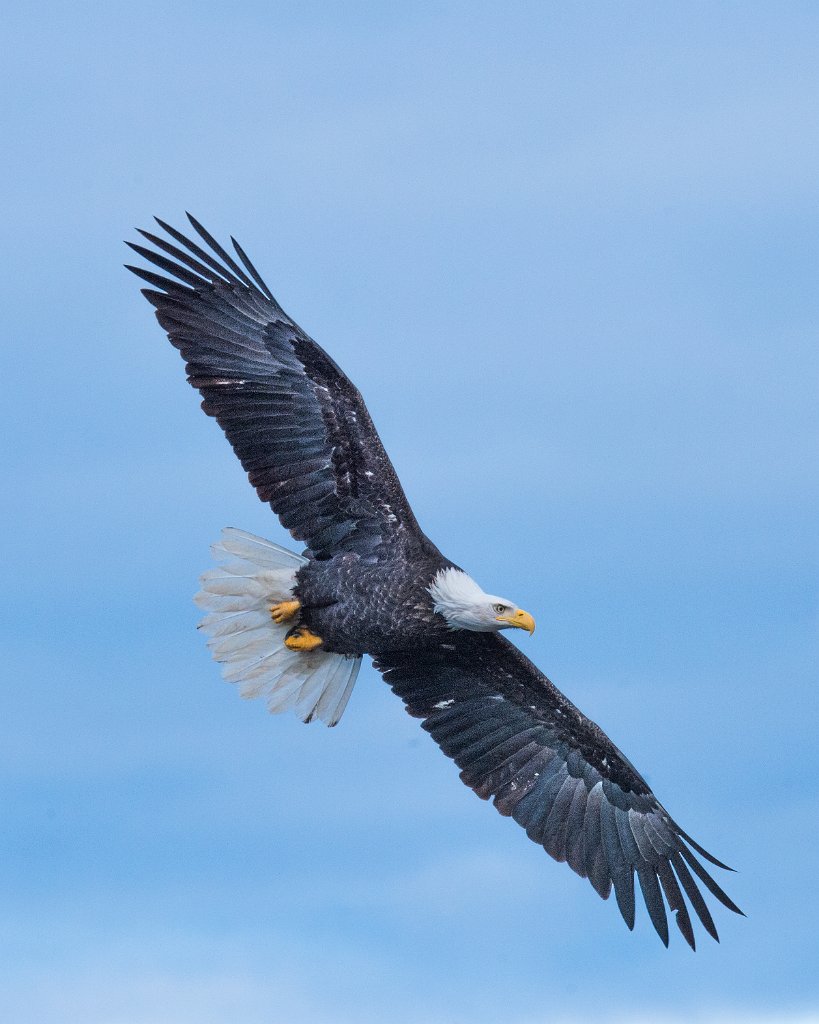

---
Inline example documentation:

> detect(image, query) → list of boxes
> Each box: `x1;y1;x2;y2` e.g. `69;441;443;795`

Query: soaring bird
127;215;742;949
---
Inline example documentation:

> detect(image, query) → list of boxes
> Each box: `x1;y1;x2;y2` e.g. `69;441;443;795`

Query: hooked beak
496;609;536;635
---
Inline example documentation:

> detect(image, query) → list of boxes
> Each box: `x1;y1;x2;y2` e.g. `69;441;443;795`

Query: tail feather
198;574;271;599
212;528;307;569
311;656;361;724
198;609;271;639
195;528;361;727
210;625;275;661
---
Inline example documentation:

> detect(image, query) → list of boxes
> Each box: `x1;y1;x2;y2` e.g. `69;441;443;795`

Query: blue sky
2;2;817;1021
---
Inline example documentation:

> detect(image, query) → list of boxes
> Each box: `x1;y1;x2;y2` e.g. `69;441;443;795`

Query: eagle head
427;568;535;634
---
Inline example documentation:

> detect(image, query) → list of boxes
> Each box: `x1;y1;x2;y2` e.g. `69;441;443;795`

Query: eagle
127;215;742;950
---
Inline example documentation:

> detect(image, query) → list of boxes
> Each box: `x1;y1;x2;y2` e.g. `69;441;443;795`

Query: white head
427;568;535;634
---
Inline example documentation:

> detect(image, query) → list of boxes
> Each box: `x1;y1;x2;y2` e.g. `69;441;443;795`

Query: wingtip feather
185;212;255;289
678;844;744;916
675;826;735;871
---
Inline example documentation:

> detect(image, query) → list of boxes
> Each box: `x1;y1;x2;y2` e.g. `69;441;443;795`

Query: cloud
535;1017;819;1024
6;958;818;1024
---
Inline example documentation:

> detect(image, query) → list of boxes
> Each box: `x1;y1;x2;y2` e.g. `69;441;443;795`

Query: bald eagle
127;215;742;949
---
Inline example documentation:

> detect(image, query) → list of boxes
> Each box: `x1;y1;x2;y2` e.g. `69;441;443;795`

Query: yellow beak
496;609;536;635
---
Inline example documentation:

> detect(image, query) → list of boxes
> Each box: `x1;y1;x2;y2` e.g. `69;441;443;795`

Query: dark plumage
127;215;742;949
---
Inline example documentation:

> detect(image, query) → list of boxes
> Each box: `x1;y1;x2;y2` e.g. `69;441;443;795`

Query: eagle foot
284;626;323;652
270;599;301;624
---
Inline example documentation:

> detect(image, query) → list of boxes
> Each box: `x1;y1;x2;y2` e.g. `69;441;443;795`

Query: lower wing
374;633;742;949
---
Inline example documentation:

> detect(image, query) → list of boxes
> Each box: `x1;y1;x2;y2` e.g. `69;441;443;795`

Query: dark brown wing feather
375;633;742;949
127;215;431;561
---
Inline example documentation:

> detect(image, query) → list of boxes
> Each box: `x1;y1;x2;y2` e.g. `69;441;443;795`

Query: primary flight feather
127;215;742;949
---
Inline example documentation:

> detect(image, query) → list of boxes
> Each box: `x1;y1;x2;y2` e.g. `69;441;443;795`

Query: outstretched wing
375;634;742;949
127;215;432;561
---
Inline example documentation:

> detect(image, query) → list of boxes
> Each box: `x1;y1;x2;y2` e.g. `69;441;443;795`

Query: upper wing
374;634;742;949
127;215;432;561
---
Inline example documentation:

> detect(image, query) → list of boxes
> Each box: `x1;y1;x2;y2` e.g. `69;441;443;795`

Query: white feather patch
428;568;486;604
195;528;361;727
427;567;488;628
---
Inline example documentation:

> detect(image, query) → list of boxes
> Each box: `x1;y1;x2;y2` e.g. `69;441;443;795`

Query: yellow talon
284;627;323;652
270;599;301;624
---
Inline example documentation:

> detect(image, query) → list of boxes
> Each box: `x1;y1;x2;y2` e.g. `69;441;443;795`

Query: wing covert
374;634;742;949
127;215;429;561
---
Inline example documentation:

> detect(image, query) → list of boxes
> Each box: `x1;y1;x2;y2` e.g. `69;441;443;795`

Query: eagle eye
493;603;507;614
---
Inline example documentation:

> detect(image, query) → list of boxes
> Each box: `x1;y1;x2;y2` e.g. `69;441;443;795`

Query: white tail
194;528;361;727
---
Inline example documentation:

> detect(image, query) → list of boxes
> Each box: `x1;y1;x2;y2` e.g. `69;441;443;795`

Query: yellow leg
270;599;301;624
284;626;323;652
